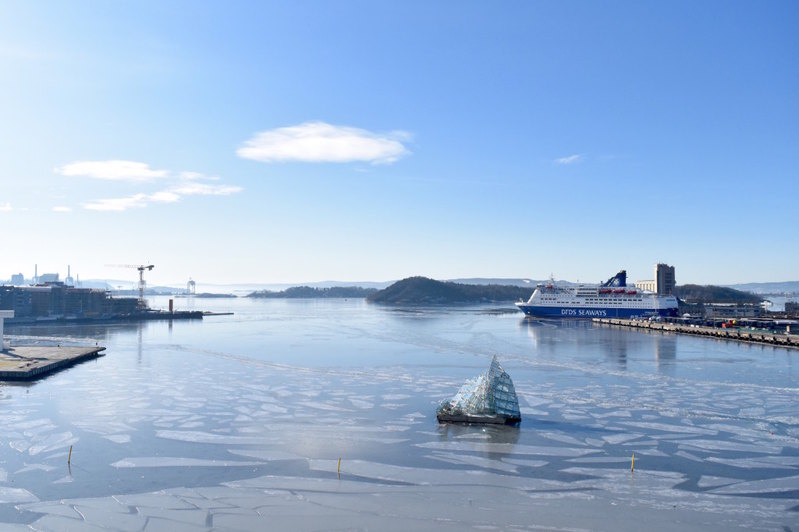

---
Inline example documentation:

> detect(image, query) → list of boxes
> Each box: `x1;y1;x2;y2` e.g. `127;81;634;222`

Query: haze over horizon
2;2;796;286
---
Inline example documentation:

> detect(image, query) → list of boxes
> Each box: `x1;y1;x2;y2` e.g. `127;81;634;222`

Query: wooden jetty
0;345;106;381
593;318;799;349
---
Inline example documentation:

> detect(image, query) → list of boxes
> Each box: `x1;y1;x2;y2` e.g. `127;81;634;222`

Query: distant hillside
674;284;762;304
367;277;534;304
247;286;377;299
726;281;799;295
448;278;540;287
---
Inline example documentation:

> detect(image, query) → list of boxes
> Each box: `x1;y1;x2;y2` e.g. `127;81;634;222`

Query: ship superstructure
516;270;679;319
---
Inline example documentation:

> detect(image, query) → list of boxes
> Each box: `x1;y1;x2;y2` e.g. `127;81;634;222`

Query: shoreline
594;317;799;348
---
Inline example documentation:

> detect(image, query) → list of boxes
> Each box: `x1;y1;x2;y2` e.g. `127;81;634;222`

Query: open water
0;297;797;531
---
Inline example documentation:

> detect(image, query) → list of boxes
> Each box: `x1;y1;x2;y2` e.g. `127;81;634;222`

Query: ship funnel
601;270;627;287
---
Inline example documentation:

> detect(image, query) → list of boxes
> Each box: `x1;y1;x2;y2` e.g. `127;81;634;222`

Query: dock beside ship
593;318;799;349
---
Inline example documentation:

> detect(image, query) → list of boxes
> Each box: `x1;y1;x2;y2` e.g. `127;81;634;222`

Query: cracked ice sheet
706;475;799;495
676;439;783;454
415;441;599;457
14;463;56;474
102;434;131;444
558;467;792;527
14;475;765;532
705;455;799;469
306;460;575;492
0;487;38;504
426;451;520;473
227;449;305;461
602;433;644;445
617;421;718;435
28;432;78;456
697;476;740;489
7;466;790;531
157;427;408;447
111;457;265;468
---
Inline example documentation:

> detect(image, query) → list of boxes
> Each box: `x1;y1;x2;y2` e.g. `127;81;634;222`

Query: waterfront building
0;284;138;320
635;263;676;295
10;273;24;285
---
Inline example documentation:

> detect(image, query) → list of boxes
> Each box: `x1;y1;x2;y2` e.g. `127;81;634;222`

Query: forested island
247;286;378;299
366;277;533;304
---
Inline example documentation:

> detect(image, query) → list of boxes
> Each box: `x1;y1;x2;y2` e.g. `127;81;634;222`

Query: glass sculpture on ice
437;355;521;425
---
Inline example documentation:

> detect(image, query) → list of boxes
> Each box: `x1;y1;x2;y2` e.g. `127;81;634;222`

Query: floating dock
593;318;799;349
0;345;106;380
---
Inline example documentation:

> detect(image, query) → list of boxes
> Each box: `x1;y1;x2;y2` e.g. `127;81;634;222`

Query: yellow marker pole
68;445;73;464
631;452;635;473
337;457;341;474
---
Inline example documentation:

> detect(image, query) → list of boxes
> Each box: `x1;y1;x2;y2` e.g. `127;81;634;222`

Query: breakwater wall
593;318;799;349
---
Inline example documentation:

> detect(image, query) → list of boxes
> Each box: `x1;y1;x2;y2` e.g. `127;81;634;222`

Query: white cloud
0;202;12;212
82;184;243;212
57;160;169;181
554;154;583;165
52;206;72;212
178;171;203;180
149;191;181;203
83;194;149;212
60;158;243;212
237;121;410;164
171;183;242;196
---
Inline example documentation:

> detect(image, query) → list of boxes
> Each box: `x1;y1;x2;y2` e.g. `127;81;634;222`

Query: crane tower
106;264;155;309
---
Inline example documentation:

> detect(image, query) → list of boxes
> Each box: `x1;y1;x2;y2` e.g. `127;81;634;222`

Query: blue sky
1;1;797;287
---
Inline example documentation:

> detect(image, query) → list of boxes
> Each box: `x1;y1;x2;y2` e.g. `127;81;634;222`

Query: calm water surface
1;297;797;530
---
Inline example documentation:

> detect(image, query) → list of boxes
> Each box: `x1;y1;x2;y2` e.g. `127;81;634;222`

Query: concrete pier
0;345;106;381
593;318;799;349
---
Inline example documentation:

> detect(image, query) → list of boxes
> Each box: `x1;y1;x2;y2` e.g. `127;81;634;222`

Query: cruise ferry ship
516;270;679;319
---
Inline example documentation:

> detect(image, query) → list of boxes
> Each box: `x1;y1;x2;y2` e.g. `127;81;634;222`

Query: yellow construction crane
106;264;155;309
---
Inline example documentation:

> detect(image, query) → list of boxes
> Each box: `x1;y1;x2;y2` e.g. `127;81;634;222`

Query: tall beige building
635;263;676;295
